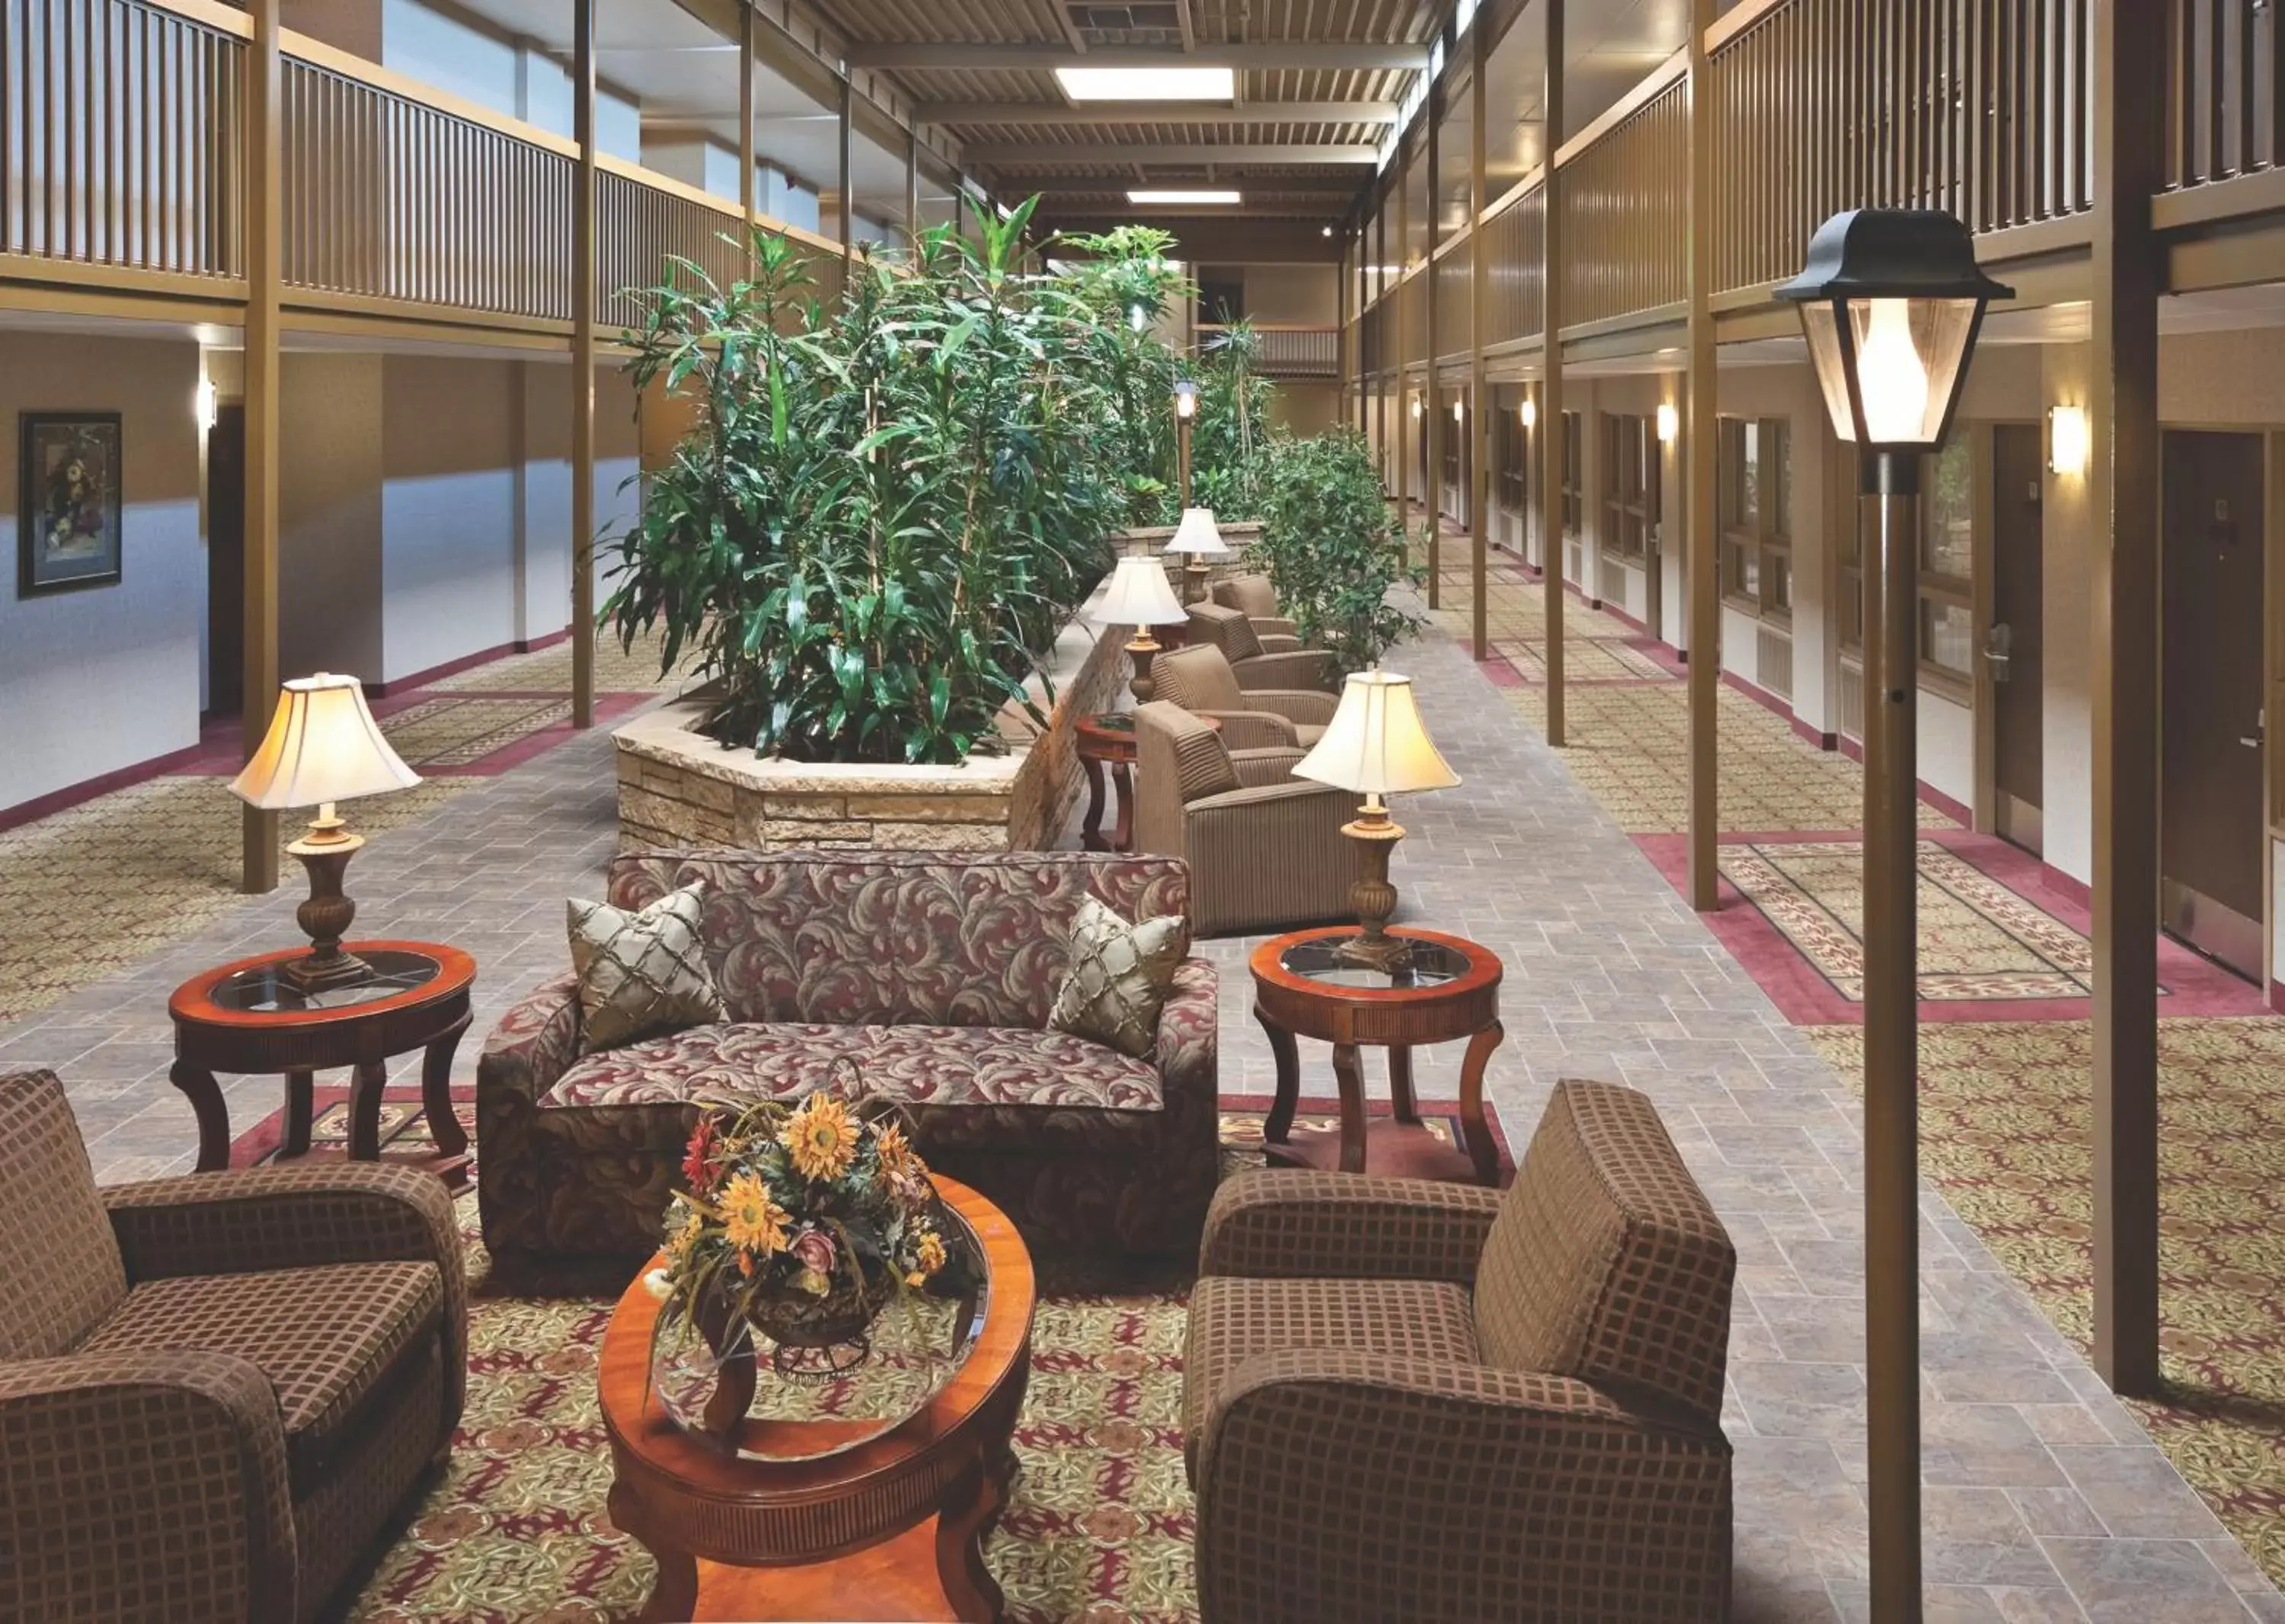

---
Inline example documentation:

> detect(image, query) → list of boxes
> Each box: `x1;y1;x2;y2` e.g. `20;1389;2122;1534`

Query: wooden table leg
422;1012;472;1158
1331;1042;1368;1174
1388;1044;1419;1124
171;1060;230;1172
935;1453;1009;1624
1079;753;1110;852
1457;1021;1506;1187
348;1060;388;1162
1109;759;1136;854
1256;1003;1302;1146
282;1071;315;1157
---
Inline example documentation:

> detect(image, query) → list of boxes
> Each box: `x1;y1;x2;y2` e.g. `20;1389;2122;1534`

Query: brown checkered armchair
1184;1079;1737;1622
0;1070;465;1624
1132;701;1358;936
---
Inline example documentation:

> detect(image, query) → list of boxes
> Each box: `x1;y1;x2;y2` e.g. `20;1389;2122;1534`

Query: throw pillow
567;881;725;1051
1049;895;1188;1059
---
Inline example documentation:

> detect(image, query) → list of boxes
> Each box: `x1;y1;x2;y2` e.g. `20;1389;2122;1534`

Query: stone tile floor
0;623;2274;1621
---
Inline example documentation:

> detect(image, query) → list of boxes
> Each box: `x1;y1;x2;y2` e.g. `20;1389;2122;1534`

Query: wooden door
1989;423;2044;853
205;404;246;718
2160;429;2266;980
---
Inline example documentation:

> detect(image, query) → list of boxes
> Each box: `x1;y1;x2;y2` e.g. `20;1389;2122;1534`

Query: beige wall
1236;264;1339;326
1269;382;1342;437
280;353;386;683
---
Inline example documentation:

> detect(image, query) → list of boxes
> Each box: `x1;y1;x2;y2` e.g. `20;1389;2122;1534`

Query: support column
838;78;854;261
240;0;282;893
1395;161;1413;551
569;0;596;730
1424;86;1443;610
1536;0;1566;746
2090;0;2165;1396
905;129;921;246
1684;0;1718;908
738;0;756;273
1468;14;1489;661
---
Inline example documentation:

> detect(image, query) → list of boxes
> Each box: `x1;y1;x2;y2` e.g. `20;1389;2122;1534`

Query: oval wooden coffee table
598;1176;1036;1622
168;939;475;1181
1251;925;1505;1187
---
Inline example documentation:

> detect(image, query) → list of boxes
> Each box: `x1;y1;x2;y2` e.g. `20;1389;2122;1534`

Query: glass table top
210;949;445;1014
1277;933;1475;991
650;1201;990;1463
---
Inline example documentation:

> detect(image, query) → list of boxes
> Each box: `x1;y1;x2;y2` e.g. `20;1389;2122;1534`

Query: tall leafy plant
602;200;1119;766
1187;321;1275;518
1253;429;1425;673
1050;225;1192;526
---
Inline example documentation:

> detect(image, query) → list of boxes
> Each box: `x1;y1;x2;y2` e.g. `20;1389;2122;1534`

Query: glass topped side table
167;940;476;1182
1248;925;1505;1186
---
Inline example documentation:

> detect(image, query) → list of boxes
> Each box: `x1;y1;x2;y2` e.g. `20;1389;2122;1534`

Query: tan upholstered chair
1131;701;1359;935
1185;600;1337;693
0;1070;467;1624
1210;572;1302;649
1151;641;1340;752
1184;1079;1737;1623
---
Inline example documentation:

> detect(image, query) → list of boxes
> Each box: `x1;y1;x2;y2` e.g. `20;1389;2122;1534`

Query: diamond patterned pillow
567;881;725;1052
1049;895;1189;1059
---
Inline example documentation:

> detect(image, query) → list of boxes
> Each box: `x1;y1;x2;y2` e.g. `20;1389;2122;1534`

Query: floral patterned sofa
476;849;1219;1264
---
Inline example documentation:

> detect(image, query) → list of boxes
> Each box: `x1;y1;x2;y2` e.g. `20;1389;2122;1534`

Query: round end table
167;940;475;1181
1249;925;1505;1187
1076;709;1219;854
598;1176;1036;1623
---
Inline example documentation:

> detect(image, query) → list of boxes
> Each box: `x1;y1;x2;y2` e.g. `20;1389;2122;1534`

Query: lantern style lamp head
1172;379;1198;420
228;673;423;990
1774;209;2012;468
1090;554;1190;704
1292;666;1462;973
1163;507;1229;603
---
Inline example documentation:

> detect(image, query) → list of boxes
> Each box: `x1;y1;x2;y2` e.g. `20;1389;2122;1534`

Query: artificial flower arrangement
648;1073;963;1383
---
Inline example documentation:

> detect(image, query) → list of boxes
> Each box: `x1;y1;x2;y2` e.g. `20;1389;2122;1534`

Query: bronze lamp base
1331;799;1412;973
280;815;372;991
1127;631;1166;705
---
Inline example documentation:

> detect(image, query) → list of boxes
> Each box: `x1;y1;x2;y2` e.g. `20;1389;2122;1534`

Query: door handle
1983;621;2012;683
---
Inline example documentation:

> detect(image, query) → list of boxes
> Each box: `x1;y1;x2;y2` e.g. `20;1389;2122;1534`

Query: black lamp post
1173;379;1199;509
1775;209;2011;1624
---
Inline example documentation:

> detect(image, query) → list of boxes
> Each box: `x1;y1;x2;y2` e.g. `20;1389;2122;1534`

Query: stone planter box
614;576;1130;855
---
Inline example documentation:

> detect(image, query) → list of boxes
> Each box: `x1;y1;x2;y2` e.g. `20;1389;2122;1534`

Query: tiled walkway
0;606;2274;1618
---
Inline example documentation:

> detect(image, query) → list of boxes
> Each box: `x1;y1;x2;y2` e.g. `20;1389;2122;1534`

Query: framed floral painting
18;411;123;596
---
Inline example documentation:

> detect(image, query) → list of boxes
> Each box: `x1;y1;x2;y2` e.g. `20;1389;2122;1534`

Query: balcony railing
1199;321;1340;378
0;0;836;329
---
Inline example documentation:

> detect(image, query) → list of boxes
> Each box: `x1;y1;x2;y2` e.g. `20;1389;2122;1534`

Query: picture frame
18;411;123;597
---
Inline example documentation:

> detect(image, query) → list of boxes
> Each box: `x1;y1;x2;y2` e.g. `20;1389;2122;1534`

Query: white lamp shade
1293;667;1462;797
1163;507;1229;556
229;673;422;810
1089;555;1188;628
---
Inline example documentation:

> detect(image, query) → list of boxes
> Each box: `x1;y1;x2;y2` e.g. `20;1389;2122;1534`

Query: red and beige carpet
248;1092;1510;1624
1437;550;2285;1586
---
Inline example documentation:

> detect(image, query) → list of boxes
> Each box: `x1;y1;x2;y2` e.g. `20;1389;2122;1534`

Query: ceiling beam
965;142;1381;165
916;101;1400;125
845;43;1430;71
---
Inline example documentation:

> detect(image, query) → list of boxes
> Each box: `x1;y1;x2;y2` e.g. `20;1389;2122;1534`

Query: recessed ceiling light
1129;189;1242;205
1057;66;1236;101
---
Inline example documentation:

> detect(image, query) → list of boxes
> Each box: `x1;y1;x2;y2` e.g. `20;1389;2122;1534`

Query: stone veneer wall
614;572;1130;855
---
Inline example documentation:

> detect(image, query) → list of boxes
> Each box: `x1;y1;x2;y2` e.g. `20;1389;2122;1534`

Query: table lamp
1292;666;1462;973
1163;507;1229;605
1090;555;1189;703
229;673;423;991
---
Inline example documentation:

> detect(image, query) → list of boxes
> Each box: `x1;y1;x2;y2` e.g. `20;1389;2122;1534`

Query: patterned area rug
235;1091;1512;1622
1805;1021;2285;1584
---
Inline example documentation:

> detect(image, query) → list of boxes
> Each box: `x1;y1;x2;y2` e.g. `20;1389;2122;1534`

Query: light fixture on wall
1410;396;1424;420
2049;404;2089;476
1519;397;1537;430
1656;402;1679;443
195;378;218;432
1451;398;1465;424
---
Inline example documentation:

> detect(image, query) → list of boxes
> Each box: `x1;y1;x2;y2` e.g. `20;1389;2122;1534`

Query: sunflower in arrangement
648;1064;961;1367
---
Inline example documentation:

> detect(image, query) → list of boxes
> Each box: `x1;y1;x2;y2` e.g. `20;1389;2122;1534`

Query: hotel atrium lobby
5;1;2285;1622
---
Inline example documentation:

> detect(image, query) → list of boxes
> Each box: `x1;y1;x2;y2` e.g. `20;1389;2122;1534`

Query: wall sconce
1452;398;1465;424
195;378;218;432
2049;403;2089;476
1128;303;1148;333
1656;401;1679;443
1410;396;1424;420
1519;398;1536;430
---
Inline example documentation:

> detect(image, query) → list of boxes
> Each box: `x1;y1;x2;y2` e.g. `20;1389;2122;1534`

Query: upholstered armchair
1150;642;1341;752
1210;572;1303;648
1184;601;1337;693
1131;701;1357;935
1184;1079;1737;1623
0;1070;466;1624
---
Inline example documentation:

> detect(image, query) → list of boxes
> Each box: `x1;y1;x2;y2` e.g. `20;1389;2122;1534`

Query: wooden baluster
2239;0;2255;176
